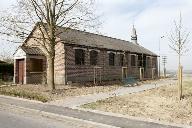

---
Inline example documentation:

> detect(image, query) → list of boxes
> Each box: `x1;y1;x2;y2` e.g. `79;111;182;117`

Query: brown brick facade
14;26;158;85
64;44;158;84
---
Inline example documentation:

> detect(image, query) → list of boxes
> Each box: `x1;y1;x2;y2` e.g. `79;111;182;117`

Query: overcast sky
0;0;192;71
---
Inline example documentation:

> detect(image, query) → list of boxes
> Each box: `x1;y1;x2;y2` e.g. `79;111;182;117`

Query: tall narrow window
119;54;124;66
138;55;142;67
143;55;146;68
131;55;136;66
146;57;150;68
90;50;98;65
75;49;85;65
152;57;157;68
109;52;115;66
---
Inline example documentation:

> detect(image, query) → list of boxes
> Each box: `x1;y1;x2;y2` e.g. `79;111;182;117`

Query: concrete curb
0;102;119;128
75;107;192;128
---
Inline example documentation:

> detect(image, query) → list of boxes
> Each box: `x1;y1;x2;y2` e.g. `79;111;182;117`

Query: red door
18;59;24;84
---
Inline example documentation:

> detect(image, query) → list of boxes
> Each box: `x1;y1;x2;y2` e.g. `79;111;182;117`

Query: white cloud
98;0;192;71
0;0;192;71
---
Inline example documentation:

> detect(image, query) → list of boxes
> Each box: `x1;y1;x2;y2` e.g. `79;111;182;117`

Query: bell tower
131;25;138;45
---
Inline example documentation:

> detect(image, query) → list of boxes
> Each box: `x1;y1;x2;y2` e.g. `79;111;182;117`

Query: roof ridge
73;29;130;42
63;27;138;45
30;23;150;53
22;23;157;56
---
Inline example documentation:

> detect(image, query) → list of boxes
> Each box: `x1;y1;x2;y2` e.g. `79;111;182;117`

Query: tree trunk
178;65;183;100
47;56;55;90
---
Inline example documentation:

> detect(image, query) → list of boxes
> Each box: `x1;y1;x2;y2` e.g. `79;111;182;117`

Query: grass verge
0;81;122;103
0;87;50;102
82;78;192;125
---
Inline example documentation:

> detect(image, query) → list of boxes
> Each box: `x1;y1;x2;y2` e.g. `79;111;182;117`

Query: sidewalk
49;78;177;108
0;95;183;128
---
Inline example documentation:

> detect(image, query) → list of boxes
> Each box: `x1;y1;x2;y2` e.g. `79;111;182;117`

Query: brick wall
24;27;66;84
23;27;158;84
64;45;158;83
54;42;65;84
25;57;46;84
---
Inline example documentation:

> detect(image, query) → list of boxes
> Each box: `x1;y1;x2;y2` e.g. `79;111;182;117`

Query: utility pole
162;56;167;78
158;36;165;78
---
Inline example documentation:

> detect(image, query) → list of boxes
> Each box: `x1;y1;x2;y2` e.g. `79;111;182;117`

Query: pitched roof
21;46;44;56
22;23;157;56
59;28;157;56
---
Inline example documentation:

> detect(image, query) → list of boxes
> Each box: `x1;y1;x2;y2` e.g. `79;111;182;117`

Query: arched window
90;50;98;65
75;49;85;65
109;52;115;66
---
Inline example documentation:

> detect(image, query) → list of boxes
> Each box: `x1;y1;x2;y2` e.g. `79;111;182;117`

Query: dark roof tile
58;28;157;56
21;46;44;56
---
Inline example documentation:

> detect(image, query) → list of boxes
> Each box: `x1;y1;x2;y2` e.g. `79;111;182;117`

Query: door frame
17;59;25;84
139;67;144;80
122;67;128;81
94;66;102;84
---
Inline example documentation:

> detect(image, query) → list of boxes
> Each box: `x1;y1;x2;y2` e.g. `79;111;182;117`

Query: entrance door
18;59;24;84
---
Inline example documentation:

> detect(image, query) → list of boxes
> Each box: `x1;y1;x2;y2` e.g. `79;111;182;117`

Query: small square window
30;59;43;72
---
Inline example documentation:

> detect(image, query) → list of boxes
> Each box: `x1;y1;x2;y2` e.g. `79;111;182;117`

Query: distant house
13;24;158;85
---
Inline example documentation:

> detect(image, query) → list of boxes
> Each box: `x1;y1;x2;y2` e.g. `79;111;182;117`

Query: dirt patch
82;78;192;126
0;81;122;102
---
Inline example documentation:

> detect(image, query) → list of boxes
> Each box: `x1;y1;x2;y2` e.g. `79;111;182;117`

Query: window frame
119;54;124;66
131;55;136;67
109;52;115;66
152;57;157;68
75;49;85;65
90;50;98;66
30;58;43;72
137;55;143;67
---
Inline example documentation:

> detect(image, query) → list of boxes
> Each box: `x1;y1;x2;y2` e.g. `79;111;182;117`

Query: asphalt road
0;110;71;128
0;106;112;128
0;95;183;128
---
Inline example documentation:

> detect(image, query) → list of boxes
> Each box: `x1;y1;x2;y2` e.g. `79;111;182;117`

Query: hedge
0;63;14;81
0;63;13;74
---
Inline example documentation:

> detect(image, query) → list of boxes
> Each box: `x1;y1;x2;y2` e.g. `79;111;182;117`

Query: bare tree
0;54;14;64
168;13;190;100
0;42;16;64
0;0;101;90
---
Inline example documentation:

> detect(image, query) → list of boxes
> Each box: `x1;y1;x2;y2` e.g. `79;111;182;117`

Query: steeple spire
131;25;138;45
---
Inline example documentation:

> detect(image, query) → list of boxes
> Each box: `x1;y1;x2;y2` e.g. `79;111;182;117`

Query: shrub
0;63;13;74
0;87;50;102
0;63;14;81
